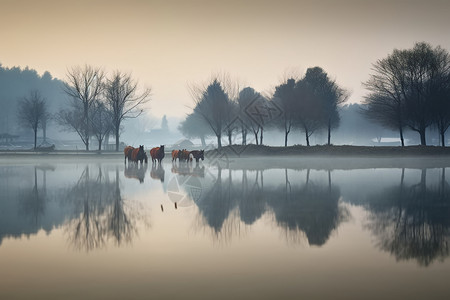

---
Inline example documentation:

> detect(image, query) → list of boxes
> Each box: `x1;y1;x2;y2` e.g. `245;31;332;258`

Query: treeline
2;41;450;150
0;64;64;142
180;68;348;148
181;42;450;148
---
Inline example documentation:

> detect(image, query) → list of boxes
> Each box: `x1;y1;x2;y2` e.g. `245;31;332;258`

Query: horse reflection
124;163;148;183
171;163;205;178
150;164;165;182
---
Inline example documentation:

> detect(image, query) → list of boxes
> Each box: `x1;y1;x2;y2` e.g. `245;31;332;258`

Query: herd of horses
124;145;204;165
171;149;205;163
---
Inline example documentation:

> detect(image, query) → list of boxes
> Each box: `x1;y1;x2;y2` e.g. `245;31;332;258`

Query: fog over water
1;155;449;299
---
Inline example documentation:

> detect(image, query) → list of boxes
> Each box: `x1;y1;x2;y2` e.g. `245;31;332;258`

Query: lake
1;156;449;300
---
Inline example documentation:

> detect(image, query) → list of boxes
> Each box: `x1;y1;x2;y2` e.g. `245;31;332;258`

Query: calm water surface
0;157;449;299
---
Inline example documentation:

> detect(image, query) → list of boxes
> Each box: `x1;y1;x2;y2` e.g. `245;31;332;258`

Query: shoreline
1;145;450;157
205;144;450;157
0;145;449;170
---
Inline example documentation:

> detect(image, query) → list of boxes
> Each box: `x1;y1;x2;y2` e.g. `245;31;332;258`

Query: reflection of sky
1;159;450;299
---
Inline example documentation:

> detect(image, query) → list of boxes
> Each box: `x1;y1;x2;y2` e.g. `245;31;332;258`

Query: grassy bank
205;144;450;157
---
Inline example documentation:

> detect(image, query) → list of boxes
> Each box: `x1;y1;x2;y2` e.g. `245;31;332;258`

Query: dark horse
190;150;204;163
125;145;147;165
150;145;165;164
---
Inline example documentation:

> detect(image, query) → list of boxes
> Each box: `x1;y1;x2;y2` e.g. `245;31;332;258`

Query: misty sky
2;0;450;120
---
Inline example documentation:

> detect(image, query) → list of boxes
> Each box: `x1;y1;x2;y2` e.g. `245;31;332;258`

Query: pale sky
1;0;450;119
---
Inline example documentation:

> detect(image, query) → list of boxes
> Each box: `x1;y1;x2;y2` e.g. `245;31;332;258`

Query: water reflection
124;163;147;183
171;163;205;178
366;168;450;266
1;160;449;266
189;167;349;246
18;167;47;226
64;166;137;251
1;164;66;245
150;163;165;182
267;170;349;246
0;164;143;252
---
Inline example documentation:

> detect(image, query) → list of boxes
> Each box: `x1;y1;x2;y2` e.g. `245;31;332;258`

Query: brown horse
124;146;134;164
172;149;182;162
179;149;191;162
150;145;165;164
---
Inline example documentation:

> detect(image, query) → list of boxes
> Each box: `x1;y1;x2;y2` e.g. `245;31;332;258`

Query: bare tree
104;71;151;151
17;90;48;149
364;42;450;146
432;84;450;146
91;100;113;151
57;102;89;148
63;65;105;150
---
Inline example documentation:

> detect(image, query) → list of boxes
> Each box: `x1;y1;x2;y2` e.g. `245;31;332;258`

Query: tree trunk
228;131;232;145
34;127;37;149
105;133;110;150
254;132;259;145
260;127;263;145
84;105;89;151
305;129;310;146
399;126;405;147
43;122;47;143
242;128;246;145
98;139;102;151
285;131;288;147
441;131;445;147
420;129;426;146
217;133;222;149
115;127;120;152
327;119;331;145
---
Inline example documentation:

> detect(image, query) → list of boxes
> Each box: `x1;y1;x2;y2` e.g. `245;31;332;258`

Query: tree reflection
18;165;55;226
266;170;349;246
64;165;137;251
366;168;450;266
193;167;247;245
238;170;266;225
192;167;349;247
106;169;137;246
195;167;232;234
